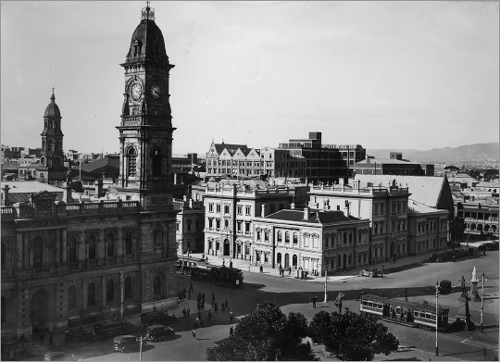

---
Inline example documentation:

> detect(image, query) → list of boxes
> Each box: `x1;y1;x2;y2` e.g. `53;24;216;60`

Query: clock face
131;83;143;101
150;84;162;99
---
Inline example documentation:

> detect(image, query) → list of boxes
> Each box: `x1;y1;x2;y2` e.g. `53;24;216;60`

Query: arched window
1;243;6;270
107;234;114;257
88;235;96;260
124;277;133;299
33;235;44;267
128;148;137;177
106;280;114;302
292;254;298;267
285;231;290;243
68;285;76;309
87;282;96;306
152;149;162;177
154;227;162;247
293;233;298;244
153;276;161;295
277;253;282;265
68;237;77;262
125;232;133;255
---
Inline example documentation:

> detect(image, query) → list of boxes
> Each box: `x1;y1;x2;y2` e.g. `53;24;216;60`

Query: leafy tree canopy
206;301;317;361
310;310;398;361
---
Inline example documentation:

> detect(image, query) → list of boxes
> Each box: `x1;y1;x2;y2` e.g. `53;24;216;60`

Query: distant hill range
367;143;499;163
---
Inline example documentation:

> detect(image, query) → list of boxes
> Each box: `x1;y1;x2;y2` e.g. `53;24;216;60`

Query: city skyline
1;1;498;155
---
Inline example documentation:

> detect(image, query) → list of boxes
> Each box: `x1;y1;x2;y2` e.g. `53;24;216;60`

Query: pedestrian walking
214;302;218;312
221;303;226;313
225;299;229;310
190;281;194;292
311;296;317;308
229;310;234;322
260;265;263;273
229;260;233;268
192;329;197;340
229;327;234;337
182;308;187;317
222;258;226;267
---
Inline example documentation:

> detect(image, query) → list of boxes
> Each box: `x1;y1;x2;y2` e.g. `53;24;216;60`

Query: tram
191;264;244;288
176;257;205;275
359;293;449;331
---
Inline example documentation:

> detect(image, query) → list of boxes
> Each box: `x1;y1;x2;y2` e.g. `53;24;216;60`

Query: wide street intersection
79;250;498;361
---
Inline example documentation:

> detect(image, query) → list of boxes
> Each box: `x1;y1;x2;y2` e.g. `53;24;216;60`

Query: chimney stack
303;207;309;221
261;204;266;217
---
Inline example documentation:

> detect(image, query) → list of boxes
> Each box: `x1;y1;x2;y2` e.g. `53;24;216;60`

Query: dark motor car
145;324;175;342
141;311;177;326
439;280;452;294
113;335;145;353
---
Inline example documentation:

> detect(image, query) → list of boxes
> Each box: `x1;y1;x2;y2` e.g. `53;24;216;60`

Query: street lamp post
435;281;439;356
323;257;328;303
120;270;124;320
481;272;486;332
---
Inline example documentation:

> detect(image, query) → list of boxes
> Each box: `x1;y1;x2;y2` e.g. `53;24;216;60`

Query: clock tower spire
116;4;175;209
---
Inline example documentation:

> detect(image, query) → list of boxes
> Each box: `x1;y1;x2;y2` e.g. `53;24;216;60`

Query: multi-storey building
174;196;205;254
407;201;450;256
278;132;366;184
355;153;434;176
1;6;178;341
253;207;370;274
203;183;294;260
457;201;499;239
308;180;410;263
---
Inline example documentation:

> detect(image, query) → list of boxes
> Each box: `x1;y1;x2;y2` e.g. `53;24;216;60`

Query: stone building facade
1;6;178;341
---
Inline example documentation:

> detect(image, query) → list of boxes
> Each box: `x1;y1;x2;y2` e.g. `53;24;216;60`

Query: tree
309;310;398;361
206;301;317;361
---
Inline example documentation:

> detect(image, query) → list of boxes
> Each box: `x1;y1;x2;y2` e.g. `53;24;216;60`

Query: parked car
141;311;177;326
359;268;378;278
144;324;175;342
113;335;145;353
439;280;452;294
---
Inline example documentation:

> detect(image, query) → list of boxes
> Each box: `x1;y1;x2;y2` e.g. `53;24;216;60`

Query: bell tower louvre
115;4;176;210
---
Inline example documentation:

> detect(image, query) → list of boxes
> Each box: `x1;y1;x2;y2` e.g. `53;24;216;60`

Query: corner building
1;7;178;340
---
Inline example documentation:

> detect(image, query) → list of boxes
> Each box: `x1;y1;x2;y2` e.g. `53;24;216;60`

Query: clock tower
39;89;66;182
116;5;175;210
114;5;178;311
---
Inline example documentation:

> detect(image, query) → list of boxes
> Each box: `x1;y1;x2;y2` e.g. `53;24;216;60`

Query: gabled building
253;208;370;274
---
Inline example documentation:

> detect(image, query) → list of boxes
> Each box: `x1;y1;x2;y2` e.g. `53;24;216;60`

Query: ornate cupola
116;4;176;210
39;89;66;181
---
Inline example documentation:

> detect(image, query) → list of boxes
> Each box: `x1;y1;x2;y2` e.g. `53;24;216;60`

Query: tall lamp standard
323;256;328;303
435;280;440;356
481;272;487;332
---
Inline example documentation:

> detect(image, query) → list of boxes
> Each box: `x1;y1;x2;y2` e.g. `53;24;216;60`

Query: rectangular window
398;202;402;212
374;204;379;215
216;204;221;213
245;206;251;216
209;203;213;212
380;204;384;215
237;205;242;215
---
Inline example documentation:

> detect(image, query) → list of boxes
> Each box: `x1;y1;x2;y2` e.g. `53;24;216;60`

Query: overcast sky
1;1;498;156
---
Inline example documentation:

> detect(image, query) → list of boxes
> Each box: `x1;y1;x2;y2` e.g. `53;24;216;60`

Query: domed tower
116;4;175;210
115;5;179;310
39;89;66;181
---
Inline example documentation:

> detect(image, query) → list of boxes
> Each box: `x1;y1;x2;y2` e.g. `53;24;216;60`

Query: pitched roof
356;158;421;165
2;181;63;203
407;200;446;215
266;208;355;224
214;143;249;155
80;155;119;176
355;174;447;208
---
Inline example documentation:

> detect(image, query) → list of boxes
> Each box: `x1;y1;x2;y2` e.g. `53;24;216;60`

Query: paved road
66;252;499;361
